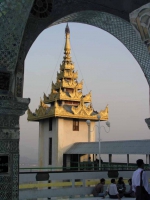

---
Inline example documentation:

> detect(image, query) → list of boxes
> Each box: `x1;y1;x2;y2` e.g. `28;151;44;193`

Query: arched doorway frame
1;3;150;199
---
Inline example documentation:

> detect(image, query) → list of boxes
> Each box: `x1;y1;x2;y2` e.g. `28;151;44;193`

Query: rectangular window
49;118;52;131
49;138;52;165
73;119;79;131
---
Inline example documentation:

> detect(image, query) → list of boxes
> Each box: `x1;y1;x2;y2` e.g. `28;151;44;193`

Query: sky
20;23;150;163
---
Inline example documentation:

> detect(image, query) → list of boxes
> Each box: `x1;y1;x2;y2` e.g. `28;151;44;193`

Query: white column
87;123;91;142
98;120;101;169
38;122;44;169
146;154;150;164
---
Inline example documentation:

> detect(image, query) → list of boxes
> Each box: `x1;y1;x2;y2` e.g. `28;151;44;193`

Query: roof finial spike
64;23;71;61
65;23;70;34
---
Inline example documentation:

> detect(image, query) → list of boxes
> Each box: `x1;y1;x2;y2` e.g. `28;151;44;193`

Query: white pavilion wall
57;118;96;167
38;118;58;168
38;117;96;168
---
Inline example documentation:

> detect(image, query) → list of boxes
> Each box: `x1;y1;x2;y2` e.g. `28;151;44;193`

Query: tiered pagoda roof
27;24;108;121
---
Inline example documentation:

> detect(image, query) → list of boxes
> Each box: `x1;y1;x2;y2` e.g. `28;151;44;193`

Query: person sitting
117;177;126;195
92;178;107;198
107;179;122;199
124;178;135;198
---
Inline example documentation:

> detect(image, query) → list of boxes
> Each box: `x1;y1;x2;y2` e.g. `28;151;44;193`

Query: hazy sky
20;23;149;162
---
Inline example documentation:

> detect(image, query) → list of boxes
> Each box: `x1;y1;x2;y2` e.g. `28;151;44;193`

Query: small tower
27;24;108;168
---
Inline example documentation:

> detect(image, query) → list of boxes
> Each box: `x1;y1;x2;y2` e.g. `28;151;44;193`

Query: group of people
92;177;134;199
92;159;150;199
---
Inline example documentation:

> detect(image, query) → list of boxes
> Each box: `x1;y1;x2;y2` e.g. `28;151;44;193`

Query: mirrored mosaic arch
52;11;150;86
16;11;150;98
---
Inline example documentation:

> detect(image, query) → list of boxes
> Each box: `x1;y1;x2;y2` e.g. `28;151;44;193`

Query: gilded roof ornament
71;98;93;116
99;105;109;121
28;100;108;121
40;97;49;108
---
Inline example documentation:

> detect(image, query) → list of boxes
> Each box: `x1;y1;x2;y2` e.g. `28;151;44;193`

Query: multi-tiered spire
27;24;108;121
43;23;90;104
64;23;71;62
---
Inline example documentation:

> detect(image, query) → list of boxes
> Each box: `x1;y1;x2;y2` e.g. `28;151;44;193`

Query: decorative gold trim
72;98;93;116
99;105;109;121
52;79;83;90
28;98;108;122
83;91;92;102
60;62;74;71
40;97;49;108
44;88;91;103
57;70;78;79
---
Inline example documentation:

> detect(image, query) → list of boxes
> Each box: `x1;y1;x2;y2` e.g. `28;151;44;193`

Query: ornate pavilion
28;24;108;122
27;24;108;168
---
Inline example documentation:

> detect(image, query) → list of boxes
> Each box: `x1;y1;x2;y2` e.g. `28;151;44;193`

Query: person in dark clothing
92;178;107;197
124;178;135;198
117;177;126;196
132;159;150;200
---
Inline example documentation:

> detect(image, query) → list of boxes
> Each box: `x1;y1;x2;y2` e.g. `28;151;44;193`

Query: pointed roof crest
65;23;70;34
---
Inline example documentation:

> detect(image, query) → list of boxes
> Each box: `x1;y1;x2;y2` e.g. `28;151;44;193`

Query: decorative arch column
0;97;29;199
0;1;33;199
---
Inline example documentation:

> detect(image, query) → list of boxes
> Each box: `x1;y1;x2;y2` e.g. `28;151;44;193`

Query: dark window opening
70;154;79;170
73;119;79;131
49;138;52;165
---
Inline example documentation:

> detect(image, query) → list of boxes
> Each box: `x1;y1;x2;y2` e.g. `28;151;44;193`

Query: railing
19;170;150;200
19;162;150;172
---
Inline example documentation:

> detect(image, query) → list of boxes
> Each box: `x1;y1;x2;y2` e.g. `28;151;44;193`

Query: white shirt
132;168;150;194
107;183;118;195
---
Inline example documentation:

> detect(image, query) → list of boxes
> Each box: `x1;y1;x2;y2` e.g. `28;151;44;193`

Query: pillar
109;154;112;163
146;154;150;165
92;154;94;162
0;97;29;199
127;154;129;169
108;154;112;170
78;154;80;171
87;123;91;142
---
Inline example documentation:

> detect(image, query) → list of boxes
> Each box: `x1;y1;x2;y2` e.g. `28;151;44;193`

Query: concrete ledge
60;198;135;200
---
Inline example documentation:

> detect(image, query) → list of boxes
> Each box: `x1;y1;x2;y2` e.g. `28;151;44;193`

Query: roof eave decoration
99;105;109;121
57;70;78;79
71;97;93;115
44;88;91;104
52;79;83;90
28;98;108;121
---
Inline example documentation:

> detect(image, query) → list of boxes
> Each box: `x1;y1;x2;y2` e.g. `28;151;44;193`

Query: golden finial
64;23;71;61
65;23;70;34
